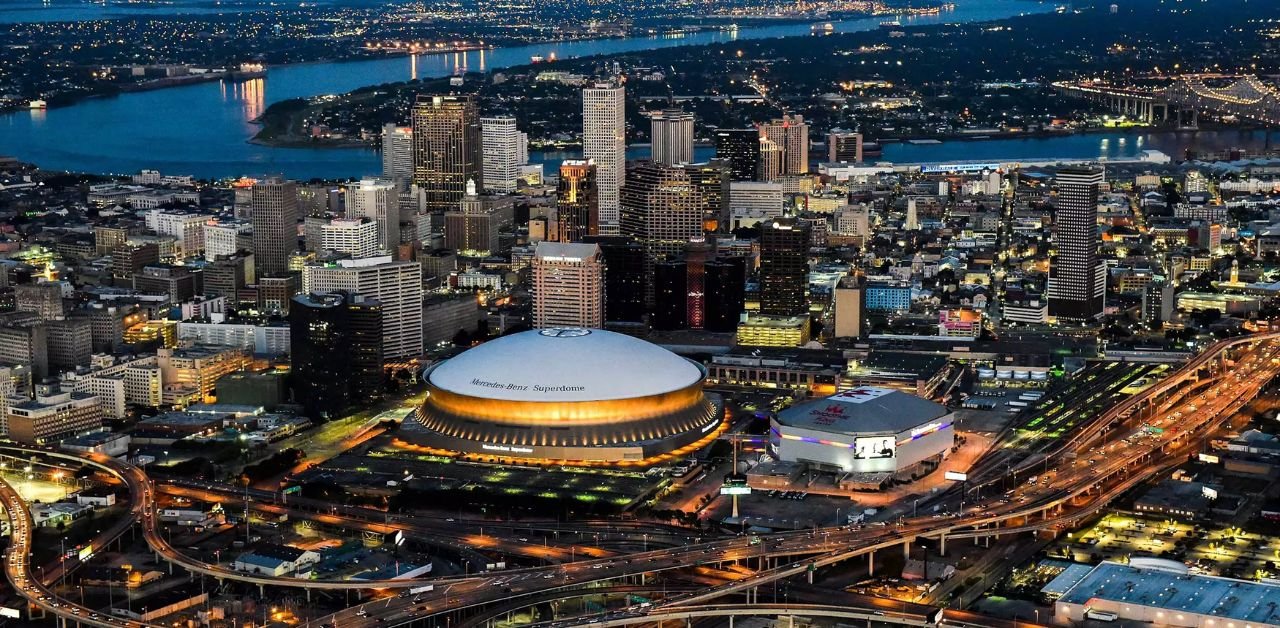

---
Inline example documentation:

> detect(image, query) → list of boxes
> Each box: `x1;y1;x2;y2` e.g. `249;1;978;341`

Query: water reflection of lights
234;78;266;121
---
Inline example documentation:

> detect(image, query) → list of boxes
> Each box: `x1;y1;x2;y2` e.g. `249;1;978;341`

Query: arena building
412;328;725;465
769;386;954;478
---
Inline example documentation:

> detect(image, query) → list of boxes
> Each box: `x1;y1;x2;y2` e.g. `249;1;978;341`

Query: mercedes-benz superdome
411;328;725;465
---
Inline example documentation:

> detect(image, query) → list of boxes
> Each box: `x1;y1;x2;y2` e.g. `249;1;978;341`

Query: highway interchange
1;331;1278;627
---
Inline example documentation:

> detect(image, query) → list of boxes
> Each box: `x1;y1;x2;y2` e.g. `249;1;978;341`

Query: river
0;0;1068;179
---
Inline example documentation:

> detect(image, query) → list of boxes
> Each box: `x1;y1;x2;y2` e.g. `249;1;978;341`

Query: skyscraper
827;130;863;163
759;217;810;316
531;242;605;329
249;176;299;278
289;292;383;420
481;116;525;193
443;180;505;255
704;256;746;333
620;162;706;305
582;81;626;233
411;95;483;212
320;218;381;258
556;160;598;242
759;115;810;175
684;162;730;231
713;129;761;181
302;256;423;359
651;260;688;331
1047;166;1106;320
583;236;646;326
345;177;400;254
381;124;414;185
758;136;783;182
649;108;694;165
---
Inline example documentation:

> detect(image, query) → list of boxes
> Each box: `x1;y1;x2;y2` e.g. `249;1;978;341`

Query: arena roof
775;387;949;436
428;328;705;403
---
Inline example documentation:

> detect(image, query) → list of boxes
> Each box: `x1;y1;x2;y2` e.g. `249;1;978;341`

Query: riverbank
0;0;1061;179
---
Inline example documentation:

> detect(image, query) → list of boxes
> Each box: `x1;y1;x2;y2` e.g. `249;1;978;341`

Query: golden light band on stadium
406;328;725;465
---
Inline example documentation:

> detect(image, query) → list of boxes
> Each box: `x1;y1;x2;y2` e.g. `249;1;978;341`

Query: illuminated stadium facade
413;328;725;465
770;386;954;476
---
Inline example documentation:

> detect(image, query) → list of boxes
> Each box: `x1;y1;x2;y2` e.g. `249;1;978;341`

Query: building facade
532;242;605;329
582;81;626;233
411;95;483;212
1047;167;1106;320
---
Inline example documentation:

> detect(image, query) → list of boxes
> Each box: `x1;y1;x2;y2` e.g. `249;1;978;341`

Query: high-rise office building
302;256;423;359
1142;275;1175;329
759;115;810;175
480;116;526;193
1047;166;1106;320
345;178;400;254
758;137;783;182
713;129;761;181
556;160;599;242
582;81;626;233
620;162;706;305
704;256;746;333
827;130;863;163
531;242;605;329
833;276;865;338
321;218;381;258
684;162;730;230
759;217;810;316
249;176;299;278
381;124;414;185
204;220;253;262
443;180;503;256
649;108;694;166
583;236;646;325
411;95;483;212
651;260;688;331
684;237;713;329
290;292;383;420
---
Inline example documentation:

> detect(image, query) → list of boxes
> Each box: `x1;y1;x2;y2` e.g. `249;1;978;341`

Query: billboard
721;473;751;495
855;436;895;459
943;471;968;482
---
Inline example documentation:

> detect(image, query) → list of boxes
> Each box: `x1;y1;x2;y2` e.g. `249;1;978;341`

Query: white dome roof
428;328;705;402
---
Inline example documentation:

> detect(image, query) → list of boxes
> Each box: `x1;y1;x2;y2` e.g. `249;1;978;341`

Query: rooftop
428;328;704;403
775;386;950;435
1057;561;1280;624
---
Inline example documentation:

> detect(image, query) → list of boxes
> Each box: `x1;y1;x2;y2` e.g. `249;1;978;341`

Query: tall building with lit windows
556;160;598;242
713;129;760;181
582;81;626;233
649;108;694;165
302;256;423;359
620;162;705;306
381;124;414;184
531;242;605;329
411;95;483;212
249;176;298;278
759;217;810;317
290;292;383;420
759;115;810;175
1048;167;1106;320
481;116;526;193
344;178;399;254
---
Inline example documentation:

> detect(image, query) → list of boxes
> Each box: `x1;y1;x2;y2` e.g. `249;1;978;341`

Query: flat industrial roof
1057;561;1280;624
775;386;949;436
